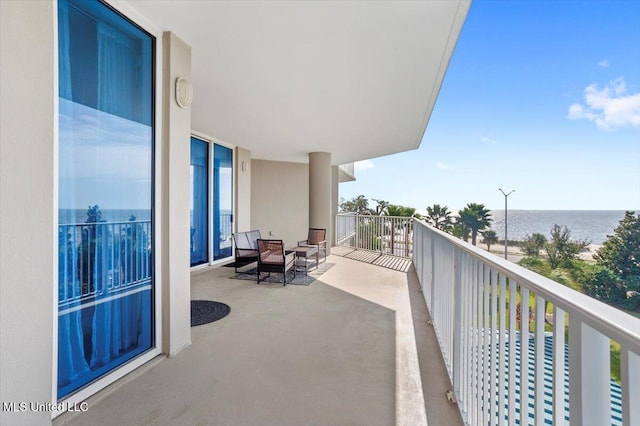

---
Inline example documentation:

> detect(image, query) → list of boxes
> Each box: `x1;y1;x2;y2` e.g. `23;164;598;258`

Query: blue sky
340;0;640;212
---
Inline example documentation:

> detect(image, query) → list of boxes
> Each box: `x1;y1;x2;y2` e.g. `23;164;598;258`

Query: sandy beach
481;242;602;264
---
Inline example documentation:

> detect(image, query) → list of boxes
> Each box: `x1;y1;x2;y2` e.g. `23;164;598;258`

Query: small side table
292;246;318;275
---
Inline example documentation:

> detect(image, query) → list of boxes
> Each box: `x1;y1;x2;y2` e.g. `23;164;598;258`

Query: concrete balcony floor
56;253;462;426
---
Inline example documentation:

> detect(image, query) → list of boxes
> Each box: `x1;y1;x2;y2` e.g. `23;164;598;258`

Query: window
57;0;154;399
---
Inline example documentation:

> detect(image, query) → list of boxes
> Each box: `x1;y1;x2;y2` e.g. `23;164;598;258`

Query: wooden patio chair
257;239;296;285
298;228;327;263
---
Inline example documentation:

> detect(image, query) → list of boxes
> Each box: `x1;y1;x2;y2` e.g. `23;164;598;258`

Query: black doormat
191;300;230;327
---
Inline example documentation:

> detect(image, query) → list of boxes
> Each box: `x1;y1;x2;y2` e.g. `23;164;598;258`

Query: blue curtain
191;138;208;266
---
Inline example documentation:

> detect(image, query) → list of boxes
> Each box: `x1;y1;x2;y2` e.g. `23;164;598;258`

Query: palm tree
451;221;470;241
386;204;416;217
458;203;492;246
425;204;453;231
482;229;498;251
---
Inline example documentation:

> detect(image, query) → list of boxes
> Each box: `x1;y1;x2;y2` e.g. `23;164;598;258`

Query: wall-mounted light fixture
175;77;193;108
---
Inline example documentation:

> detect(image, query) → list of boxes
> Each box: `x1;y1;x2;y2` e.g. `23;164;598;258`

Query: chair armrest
236;248;258;257
297;240;309;246
284;251;296;265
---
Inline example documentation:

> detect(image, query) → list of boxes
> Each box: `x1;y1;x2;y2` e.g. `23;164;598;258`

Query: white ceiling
128;0;470;165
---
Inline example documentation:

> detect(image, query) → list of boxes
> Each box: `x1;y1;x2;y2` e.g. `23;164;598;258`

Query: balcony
55;244;462;426
55;216;640;426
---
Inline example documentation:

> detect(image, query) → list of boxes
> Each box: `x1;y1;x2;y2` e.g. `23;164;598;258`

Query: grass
517;255;626;383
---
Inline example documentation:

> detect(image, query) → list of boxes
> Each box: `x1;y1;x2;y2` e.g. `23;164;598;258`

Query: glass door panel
213;144;233;261
190;137;209;266
57;0;154;399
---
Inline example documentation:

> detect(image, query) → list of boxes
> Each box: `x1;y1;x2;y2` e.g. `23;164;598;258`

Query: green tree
340;195;371;215
425;204;453;231
451;221;470;241
371;199;390;216
385;204;416;217
458;203;492;246
545;224;590;269
521;233;547;257
594;211;640;278
482;229;498;251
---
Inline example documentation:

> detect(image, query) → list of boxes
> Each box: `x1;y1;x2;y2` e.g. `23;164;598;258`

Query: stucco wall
251;160;309;248
161;31;192;356
0;2;56;425
234;147;252;232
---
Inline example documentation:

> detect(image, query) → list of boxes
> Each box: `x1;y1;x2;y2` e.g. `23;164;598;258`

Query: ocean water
490;210;630;245
59;209;152;224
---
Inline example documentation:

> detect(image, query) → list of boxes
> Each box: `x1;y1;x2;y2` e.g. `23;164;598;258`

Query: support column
309;152;332;254
1;2;55;424
161;31;192;356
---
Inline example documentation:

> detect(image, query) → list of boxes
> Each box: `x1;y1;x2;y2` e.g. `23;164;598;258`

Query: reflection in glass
57;0;154;399
214;144;233;261
190;137;209;266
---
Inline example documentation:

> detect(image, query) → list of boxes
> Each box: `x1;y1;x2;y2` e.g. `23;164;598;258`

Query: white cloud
436;161;455;170
354;159;375;171
597;60;610;68
567;78;640;130
480;136;496;144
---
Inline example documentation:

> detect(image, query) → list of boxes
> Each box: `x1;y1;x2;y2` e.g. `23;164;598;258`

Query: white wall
234;147;252;232
0;2;56;425
161;32;192;356
251;160;309;247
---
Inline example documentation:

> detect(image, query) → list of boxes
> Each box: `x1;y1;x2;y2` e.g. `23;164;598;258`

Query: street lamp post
499;188;515;260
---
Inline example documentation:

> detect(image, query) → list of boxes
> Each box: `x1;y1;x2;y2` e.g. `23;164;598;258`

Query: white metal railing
58;220;152;310
335;213;413;257
413;219;640;426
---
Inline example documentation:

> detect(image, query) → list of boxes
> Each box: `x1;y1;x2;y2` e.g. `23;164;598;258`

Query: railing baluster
534;294;545;425
490;269;498;424
552;305;565;425
621;346;639;426
453;249;463;406
569;320;611;426
520;287;530;426
499;273;507;424
483;263;491;425
472;258;480;425
508;279;517;424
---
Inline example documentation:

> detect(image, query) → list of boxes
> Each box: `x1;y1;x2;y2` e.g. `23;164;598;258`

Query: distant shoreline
480;242;601;263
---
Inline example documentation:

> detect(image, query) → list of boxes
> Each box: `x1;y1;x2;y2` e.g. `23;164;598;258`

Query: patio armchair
298;228;327;263
257;239;296;285
232;230;262;273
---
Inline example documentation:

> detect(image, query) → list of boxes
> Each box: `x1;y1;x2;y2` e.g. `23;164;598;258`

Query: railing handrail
60;219;152;227
336;213;416;220
413;218;640;354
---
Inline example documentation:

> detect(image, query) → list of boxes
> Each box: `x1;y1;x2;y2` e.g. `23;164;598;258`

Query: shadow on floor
331;246;412;272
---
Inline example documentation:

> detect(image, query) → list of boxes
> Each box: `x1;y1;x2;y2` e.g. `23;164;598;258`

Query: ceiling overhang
127;1;471;165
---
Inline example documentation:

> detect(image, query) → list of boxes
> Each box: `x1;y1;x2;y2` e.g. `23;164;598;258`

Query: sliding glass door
190;137;208;266
57;0;154;399
213;144;233;261
190;138;234;266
